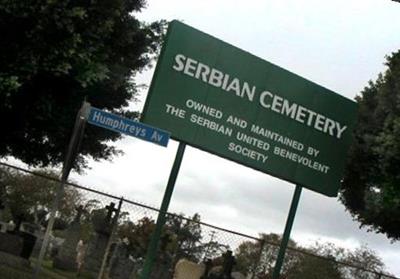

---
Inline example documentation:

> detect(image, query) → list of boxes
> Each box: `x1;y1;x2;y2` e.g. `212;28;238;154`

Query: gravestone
0;221;8;233
221;250;236;279
202;251;238;279
0;226;31;268
201;259;213;279
0;232;23;256
83;202;118;276
173;258;205;279
231;272;246;279
7;220;15;231
76;239;87;275
0;198;33;268
0;198;15;232
19;222;40;259
0;213;26;258
147;232;175;279
149;261;171;279
0;196;4;222
109;238;136;279
53;205;85;270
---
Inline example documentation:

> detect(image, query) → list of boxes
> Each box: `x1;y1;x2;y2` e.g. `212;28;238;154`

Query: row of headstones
174;252;247;279
0;200;128;277
52;202;247;279
0;200;164;278
0;201;247;279
0;211;45;269
53;202;133;278
0;201;145;278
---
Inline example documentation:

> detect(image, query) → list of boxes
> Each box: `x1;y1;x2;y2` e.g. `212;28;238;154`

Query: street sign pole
272;184;302;279
140;142;186;279
33;101;90;279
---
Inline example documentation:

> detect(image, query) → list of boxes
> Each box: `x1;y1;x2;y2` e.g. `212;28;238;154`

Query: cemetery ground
0;259;77;279
0;257;131;279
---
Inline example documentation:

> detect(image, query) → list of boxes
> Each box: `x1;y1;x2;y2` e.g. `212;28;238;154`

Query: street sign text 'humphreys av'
142;20;357;197
88;107;170;147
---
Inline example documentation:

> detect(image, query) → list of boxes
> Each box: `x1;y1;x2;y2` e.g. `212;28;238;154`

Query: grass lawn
0;258;95;279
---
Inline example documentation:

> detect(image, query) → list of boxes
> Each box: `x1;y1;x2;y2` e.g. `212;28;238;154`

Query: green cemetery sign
142;20;357;197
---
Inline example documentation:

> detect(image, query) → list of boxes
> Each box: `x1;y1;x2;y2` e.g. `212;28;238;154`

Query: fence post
97;197;124;279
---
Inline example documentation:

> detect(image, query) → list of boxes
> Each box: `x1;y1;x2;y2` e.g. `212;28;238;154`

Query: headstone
109;238;136;279
0;221;7;233
19;222;40;259
173;258;205;279
0;232;30;269
47;235;65;258
201;259;213;279
0;232;23;256
231;272;246;279
83;202;118;276
221;250;236;279
0;206;33;268
150;260;171;279
207;266;223;279
202;251;237;279
147;231;175;279
76;239;87;275
0;197;4;222
53;205;85;270
83;232;109;276
7;220;15;231
20;222;40;235
105;203;117;224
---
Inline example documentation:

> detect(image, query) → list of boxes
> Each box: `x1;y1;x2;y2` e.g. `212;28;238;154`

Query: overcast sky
69;0;400;275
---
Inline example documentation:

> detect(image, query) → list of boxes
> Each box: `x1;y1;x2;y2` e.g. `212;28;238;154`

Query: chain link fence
0;162;397;279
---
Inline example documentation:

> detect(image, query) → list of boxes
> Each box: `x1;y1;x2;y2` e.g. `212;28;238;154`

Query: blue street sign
88;107;170;147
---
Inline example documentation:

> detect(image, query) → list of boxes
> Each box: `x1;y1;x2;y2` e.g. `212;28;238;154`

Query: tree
341;50;400;240
165;213;204;262
285;242;345;279
117;216;156;259
0;166;84;228
235;233;297;278
304;242;392;279
344;244;386;279
287;254;343;279
0;0;165;170
235;236;392;279
235;238;262;276
286;242;392;279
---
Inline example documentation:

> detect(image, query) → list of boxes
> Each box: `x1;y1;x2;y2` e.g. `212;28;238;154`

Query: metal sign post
97;197;124;279
33;101;90;279
140;142;186;279
272;185;303;279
